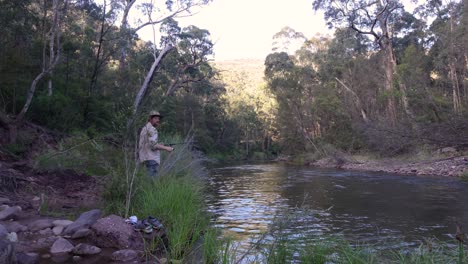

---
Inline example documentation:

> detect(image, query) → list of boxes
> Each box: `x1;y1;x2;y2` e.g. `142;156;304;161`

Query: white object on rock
7;232;18;243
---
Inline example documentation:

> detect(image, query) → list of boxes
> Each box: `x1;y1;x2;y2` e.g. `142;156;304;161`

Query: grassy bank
35;133;223;262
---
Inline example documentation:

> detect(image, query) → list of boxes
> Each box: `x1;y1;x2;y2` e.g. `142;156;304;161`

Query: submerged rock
72;243;101;255
111;249;138;262
16;252;39;264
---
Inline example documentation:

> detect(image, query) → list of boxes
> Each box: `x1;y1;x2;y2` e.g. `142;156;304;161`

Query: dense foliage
0;0;467;158
265;0;468;156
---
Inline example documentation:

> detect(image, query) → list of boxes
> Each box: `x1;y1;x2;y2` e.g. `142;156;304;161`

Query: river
205;163;468;253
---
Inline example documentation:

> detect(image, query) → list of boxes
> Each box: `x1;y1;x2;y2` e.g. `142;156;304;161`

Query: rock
160;257;168;264
71;228;91;239
63;209;102;235
52;220;73;227
29;219;54;232
0;239;16;264
0;206;21;221
72;243;102;255
5;222;27;233
0;205;8;211
41;254;51;259
7;232;18;243
50;237;74;254
111;249;138;262
72;255;81;262
91;214;144;249
0;224;8;239
441;147;457;153
39;228;53;236
33;236;58;251
16;252;39;264
0;197;10;204
52;226;64;236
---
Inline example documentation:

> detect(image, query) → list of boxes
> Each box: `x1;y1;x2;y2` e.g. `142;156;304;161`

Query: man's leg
144;160;159;178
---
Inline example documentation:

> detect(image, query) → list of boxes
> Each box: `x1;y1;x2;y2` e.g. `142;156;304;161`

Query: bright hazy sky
137;0;419;62
139;0;330;61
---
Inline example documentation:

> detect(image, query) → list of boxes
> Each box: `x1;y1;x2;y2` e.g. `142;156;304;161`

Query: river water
205;163;468;252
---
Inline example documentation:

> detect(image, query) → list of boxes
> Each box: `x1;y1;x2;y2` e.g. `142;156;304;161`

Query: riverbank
308;153;468;177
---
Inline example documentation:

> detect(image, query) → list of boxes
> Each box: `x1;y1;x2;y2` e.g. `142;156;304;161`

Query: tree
312;0;411;124
420;0;466;115
0;0;67;143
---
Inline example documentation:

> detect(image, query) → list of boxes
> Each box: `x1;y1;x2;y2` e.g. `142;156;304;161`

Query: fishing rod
166;141;197;147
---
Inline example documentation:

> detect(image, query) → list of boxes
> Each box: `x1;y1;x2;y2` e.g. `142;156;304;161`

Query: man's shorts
144;160;159;178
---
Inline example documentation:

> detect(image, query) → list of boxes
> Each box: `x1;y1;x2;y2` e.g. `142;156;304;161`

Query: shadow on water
205;162;468;251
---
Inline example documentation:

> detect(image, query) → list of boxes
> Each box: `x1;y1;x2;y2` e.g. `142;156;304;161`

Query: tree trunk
8;123;18;144
382;40;398;125
449;10;462;115
132;45;174;115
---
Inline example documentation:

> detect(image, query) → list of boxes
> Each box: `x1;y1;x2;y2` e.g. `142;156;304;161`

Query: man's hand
165;146;174;152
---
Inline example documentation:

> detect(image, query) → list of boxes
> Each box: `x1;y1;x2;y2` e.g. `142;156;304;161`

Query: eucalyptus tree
0;0;67;143
312;0;412;125
419;0;466;115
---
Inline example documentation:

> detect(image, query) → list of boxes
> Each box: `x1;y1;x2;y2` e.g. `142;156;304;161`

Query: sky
137;0;419;62
138;0;330;61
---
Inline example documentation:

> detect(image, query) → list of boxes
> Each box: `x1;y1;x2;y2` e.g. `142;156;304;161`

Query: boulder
5;222;27;233
0;206;21;221
16;252;39;264
111;249;138;262
71;228;91;239
0;197;10;204
50;238;74;254
28;219;54;232
63;209;101;235
91;214;144;249
52;226;64;236
32;236;58;251
52;220;73;227
72;243;101;255
0;224;8;239
39;228;53;236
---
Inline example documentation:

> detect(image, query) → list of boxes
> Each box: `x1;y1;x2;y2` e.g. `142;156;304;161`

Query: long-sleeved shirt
138;122;161;164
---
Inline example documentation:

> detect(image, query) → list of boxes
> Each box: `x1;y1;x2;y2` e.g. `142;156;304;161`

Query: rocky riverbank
0;205;168;263
309;154;468;177
0;161;168;264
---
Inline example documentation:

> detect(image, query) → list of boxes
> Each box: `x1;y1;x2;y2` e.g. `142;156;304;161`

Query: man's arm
147;126;174;152
154;144;174;152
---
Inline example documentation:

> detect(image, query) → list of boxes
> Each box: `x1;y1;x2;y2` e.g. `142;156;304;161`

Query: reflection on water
205;163;468;251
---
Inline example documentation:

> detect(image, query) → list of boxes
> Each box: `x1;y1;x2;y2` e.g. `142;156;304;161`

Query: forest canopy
0;0;467;159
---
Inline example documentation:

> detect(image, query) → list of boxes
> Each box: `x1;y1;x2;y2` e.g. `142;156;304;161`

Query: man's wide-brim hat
149;110;162;118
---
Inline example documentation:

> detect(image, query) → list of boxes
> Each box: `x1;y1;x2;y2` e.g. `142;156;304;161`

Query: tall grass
217;209;468;264
34;133;225;261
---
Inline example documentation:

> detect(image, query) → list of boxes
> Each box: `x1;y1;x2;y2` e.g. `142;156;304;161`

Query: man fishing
138;110;174;177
